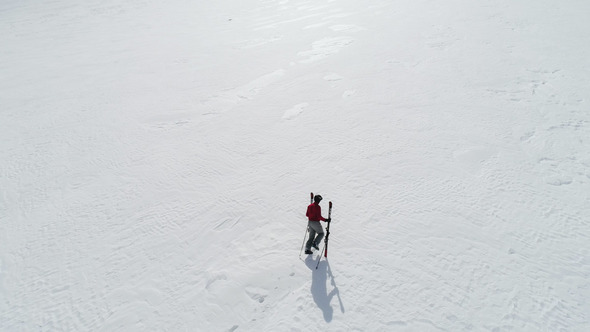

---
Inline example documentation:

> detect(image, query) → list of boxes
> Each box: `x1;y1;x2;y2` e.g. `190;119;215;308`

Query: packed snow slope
1;0;590;331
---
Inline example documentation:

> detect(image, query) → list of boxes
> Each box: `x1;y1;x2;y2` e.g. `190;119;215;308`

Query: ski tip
329;201;332;208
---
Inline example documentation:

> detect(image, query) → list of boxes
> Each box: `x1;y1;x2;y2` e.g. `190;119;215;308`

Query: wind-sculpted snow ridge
1;0;589;331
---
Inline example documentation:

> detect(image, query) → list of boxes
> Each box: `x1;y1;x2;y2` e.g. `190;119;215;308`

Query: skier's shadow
305;255;345;322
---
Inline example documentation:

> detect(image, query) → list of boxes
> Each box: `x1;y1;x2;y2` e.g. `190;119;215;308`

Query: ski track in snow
1;0;590;331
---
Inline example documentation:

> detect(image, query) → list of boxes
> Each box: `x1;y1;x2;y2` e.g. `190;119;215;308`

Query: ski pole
299;226;309;258
299;192;314;258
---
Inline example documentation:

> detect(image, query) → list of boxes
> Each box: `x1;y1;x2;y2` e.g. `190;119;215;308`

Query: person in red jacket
305;194;331;254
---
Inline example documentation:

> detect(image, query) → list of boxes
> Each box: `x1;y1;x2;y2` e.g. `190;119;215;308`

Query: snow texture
1;0;589;331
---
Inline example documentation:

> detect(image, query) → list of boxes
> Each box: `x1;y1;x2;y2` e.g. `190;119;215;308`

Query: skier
304;194;331;254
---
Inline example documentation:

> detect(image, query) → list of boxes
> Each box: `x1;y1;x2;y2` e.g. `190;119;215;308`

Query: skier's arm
317;205;326;221
319;206;331;222
318;206;327;221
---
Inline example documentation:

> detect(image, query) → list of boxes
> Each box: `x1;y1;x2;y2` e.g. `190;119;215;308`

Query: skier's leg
308;221;324;247
306;221;316;250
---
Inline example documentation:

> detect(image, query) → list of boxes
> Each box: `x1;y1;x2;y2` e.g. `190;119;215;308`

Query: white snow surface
1;0;590;331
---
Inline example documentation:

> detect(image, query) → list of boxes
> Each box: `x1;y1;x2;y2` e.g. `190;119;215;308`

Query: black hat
314;195;323;203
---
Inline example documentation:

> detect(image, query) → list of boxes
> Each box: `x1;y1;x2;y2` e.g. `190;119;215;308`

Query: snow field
1;0;589;331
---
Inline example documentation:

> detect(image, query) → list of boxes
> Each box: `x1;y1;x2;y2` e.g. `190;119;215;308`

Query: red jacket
306;203;326;221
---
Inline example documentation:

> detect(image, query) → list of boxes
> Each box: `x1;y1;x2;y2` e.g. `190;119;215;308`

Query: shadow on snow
304;255;345;322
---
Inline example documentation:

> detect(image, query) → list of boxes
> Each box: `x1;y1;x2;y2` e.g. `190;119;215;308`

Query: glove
325;218;331;223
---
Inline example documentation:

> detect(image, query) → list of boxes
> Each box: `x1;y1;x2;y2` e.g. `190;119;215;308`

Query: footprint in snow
545;175;573;186
342;90;356;98
323;73;344;82
245;286;268;303
298;36;354;63
282;103;308;120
